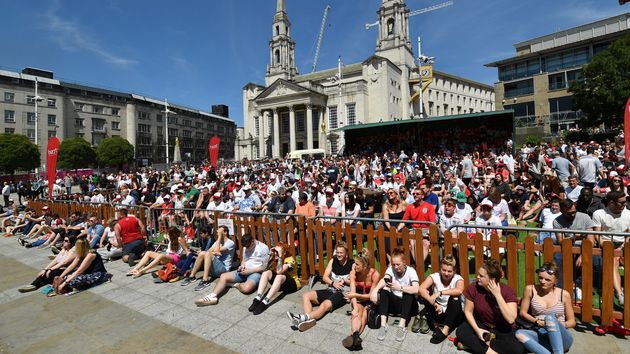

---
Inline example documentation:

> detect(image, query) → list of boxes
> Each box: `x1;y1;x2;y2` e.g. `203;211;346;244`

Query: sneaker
298;318;316;332
194;280;210;292
252;302;268;315
618;291;625;306
51;246;60;255
286;311;300;327
412;312;430;334
395;327;407;342
249;298;261;312
17;285;36;293
180;277;196;287
48;255;56;260
377;325;388;341
194;296;218;307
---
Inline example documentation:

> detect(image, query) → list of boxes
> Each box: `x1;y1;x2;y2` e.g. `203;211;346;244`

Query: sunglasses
537;267;555;275
63;239;70;243
387;192;397;195
412;192;422;196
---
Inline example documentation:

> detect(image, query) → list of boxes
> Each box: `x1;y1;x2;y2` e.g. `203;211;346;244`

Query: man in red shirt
115;207;147;266
397;187;437;264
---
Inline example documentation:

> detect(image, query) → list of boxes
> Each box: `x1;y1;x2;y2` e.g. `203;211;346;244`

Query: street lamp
162;98;176;166
33;78;44;178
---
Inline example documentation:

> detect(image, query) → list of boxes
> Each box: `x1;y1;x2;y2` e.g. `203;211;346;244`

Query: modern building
485;13;630;140
238;0;494;160
0;68;236;168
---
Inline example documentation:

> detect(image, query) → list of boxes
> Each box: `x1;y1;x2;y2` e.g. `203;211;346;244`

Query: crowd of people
1;136;628;352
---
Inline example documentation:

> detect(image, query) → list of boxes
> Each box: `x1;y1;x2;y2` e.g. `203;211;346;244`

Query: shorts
122;239;145;258
167;252;181;264
231;270;262;286
271;273;298;294
316;288;347;311
210;257;228;278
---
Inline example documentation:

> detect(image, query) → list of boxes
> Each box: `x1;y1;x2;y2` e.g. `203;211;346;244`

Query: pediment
254;79;312;101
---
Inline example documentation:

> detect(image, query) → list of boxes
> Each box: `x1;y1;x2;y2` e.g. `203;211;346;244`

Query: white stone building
238;0;494;159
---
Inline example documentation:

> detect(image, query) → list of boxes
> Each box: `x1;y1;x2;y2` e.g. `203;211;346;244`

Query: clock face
421;69;430;77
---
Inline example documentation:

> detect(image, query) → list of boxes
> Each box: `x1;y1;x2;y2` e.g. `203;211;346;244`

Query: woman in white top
418;255;465;343
127;226;189;278
97;218;122;261
342;193;361;227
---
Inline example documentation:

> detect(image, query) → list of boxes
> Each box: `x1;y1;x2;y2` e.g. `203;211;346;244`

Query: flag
46;137;60;201
208;136;220;168
624;97;630;166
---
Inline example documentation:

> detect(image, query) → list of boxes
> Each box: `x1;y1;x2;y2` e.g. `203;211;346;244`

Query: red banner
625;97;630;167
46;137;60;201
208;136;220;168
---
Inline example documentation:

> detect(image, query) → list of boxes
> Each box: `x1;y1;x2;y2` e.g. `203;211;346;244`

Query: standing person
341;249;380;350
114;207;147;266
288;241;353;332
551;151;574;187
516;261;575;354
417;255;465;343
195;233;269;306
2;182;10;208
370;247;420;342
456;259;524;354
460;154;474;186
577;147;605;188
64;174;73;195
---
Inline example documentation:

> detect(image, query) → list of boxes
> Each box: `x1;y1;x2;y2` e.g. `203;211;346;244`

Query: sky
1;0;627;127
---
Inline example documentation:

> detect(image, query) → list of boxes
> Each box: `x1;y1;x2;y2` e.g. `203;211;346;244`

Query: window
4;92;14;102
75;118;84;127
168;117;177;124
499;58;540;81
47;114;56;125
281;113;289;133
328;106;338;129
183;119;191;127
137;124;151;133
111;121;120;130
5;128;14;134
156;114;163;122
26;95;36;104
157;126;163;134
504;78;534;98
548;73;565;90
27;112;36;124
504;101;535;117
169;129;179;137
566;69;583;84
196;122;203;129
92;118;106;131
346;103;356;125
4;110;15;123
75;133;84;138
545;47;589;72
593;42;610;56
92;105;103;114
27;129;35;140
549;96;575;114
183;130;192;138
254;116;260;136
138;136;151;145
112;108;120;116
76;103;85;112
47;98;56;107
429;102;434;116
296;110;305;131
138;111;149;120
195;132;204;139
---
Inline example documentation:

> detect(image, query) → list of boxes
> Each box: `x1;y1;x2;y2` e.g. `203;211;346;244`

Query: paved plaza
0;235;629;354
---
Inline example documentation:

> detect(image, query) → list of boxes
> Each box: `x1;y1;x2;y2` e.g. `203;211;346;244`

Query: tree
569;33;630;128
95;136;135;169
58;137;96;170
0;133;40;175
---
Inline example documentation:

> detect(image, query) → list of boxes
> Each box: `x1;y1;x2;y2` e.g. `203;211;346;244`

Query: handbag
367;305;381;330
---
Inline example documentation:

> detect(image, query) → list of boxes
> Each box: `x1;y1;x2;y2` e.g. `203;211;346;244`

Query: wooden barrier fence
23;202;628;327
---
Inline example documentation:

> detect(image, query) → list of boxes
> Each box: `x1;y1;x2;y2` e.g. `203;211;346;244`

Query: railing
23;201;629;327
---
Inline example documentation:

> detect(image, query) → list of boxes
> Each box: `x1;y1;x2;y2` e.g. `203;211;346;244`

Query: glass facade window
346;103;356;125
545;47;589;72
504;79;534;98
549;96;575;114
566;69;583;84
499;58;540;81
593;42;610;56
548;73;566;90
504;101;535;118
328;106;338;129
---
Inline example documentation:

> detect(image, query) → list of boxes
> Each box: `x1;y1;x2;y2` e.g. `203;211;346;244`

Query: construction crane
365;0;453;30
312;5;331;73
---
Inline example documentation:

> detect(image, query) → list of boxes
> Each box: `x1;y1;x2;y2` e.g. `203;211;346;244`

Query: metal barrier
21;201;629;327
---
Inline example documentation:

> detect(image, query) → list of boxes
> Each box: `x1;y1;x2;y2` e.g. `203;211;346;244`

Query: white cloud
44;3;137;67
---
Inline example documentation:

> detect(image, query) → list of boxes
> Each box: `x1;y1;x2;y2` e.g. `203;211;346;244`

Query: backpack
367;304;381;329
157;263;178;282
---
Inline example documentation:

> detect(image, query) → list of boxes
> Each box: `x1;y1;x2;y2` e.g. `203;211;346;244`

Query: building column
272;108;280;158
289;106;296;152
306;104;313;150
256;111;264;159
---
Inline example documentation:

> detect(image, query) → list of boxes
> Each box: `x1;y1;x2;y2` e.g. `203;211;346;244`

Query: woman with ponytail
341;248;380;350
456;259;524;354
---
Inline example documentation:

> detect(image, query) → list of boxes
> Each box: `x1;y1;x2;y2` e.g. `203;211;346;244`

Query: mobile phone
384;276;392;284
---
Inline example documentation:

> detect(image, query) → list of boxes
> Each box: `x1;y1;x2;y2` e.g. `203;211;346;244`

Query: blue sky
1;0;627;126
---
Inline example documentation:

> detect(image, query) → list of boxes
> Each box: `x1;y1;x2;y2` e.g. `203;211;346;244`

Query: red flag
46;137;60;201
208;136;220;168
625;97;630;167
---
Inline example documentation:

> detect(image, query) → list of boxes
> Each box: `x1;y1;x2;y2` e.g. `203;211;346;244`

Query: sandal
132;270;145;279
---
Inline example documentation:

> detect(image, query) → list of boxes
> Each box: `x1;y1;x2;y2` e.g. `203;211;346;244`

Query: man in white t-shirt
564;176;583;202
538;198;561;244
195;233;269;306
592;191;629;305
475;199;503;243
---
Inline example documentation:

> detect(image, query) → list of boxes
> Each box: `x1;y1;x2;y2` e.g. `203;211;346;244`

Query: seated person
249;242;301;315
97;218;121;261
127;226;189;278
287;241;353;332
181;225;234;291
195;233;269;306
18;236;77;292
342;248;380;350
516;261;575;354
370;247;419;342
53;238;110;295
418;255;464;343
456;259;524;354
